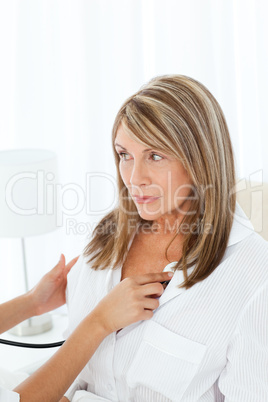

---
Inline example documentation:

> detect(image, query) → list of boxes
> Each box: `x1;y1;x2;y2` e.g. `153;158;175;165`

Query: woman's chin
136;208;162;222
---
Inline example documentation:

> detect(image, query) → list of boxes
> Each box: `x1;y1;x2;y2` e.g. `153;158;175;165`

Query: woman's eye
117;151;163;162
151;153;163;161
118;152;130;161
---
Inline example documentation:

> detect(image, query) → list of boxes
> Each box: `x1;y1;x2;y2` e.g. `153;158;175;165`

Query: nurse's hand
28;254;79;316
91;271;174;335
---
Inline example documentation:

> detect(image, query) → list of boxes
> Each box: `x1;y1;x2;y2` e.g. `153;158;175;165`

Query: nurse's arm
14;271;173;402
0;292;35;335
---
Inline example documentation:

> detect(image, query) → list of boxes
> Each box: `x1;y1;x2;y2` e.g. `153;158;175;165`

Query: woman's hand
28;254;79;316
90;271;174;335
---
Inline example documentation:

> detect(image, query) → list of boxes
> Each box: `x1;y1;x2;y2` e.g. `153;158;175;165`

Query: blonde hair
84;75;236;289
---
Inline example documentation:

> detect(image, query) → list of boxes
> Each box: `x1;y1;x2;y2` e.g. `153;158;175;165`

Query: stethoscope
0;338;64;349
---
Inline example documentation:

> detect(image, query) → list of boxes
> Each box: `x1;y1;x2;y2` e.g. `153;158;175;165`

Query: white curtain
0;0;267;302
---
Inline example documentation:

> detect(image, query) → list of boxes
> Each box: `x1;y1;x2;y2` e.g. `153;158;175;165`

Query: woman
0;255;172;401
63;75;268;402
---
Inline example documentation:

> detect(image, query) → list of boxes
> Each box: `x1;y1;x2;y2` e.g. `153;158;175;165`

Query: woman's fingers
92;271;174;333
134;272;174;286
122;272;173;299
140;309;154;320
142;296;160;311
140;282;165;298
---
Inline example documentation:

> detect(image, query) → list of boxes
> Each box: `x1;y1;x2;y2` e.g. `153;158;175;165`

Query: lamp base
8;314;53;336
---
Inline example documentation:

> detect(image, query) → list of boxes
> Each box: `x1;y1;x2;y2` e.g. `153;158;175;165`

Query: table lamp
0;149;58;335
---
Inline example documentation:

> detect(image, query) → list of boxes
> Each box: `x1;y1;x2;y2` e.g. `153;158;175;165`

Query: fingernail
168;272;174;277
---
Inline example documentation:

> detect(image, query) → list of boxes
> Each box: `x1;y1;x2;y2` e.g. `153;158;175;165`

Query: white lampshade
0;149;58;238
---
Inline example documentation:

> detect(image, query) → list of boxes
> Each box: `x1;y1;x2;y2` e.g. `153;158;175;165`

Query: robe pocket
126;321;207;401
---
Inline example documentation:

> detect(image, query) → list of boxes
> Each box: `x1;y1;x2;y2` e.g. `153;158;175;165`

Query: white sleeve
0;385;20;402
218;280;268;401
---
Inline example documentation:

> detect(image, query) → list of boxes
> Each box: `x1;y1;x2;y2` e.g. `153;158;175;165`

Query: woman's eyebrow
114;143;127;150
114;143;154;153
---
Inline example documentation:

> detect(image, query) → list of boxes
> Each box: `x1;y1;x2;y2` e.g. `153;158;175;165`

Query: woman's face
114;124;194;226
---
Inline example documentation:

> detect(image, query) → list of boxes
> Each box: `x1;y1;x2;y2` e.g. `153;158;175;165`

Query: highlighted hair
84;75;236;289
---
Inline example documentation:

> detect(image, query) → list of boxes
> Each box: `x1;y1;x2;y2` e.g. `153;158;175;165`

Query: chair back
236;180;268;241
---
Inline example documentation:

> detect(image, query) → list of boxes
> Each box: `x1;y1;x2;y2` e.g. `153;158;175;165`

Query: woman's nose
130;160;151;188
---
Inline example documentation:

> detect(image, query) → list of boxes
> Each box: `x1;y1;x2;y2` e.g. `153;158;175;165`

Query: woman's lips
133;196;160;204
